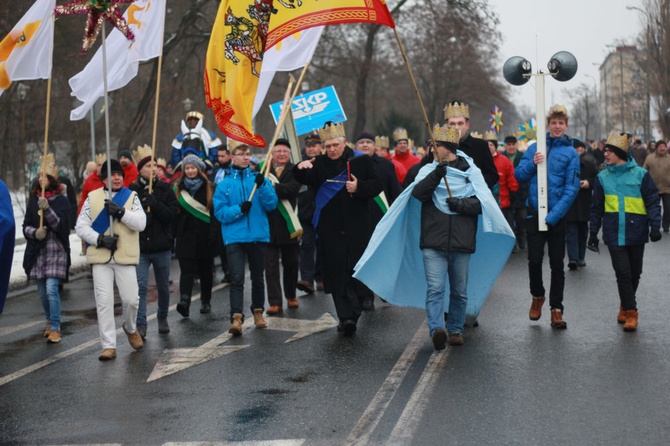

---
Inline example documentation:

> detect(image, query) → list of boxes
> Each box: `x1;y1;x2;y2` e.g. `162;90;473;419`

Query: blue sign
270;85;347;136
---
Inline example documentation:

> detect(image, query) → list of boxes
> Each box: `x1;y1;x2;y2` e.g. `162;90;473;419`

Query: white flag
0;0;55;98
252;26;324;118
69;0;166;120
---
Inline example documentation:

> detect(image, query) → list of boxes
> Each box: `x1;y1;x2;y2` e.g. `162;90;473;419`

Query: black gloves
650;228;662;242
446;197;464;213
97;234;118;251
587;233;599;253
254;173;265;188
141;193;158;209
104;199;125;220
240;201;252;214
434;162;448;178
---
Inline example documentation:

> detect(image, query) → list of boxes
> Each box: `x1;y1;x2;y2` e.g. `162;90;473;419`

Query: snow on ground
8;190;88;291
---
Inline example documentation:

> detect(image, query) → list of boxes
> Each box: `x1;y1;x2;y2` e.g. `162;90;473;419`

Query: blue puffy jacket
514;133;580;226
213;165;278;245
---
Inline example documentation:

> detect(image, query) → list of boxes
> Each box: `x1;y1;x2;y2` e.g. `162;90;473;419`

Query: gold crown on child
95;152;107;164
375;135;389;148
40;153;59;177
432;124;460;144
133;144;153;164
444;101;470;120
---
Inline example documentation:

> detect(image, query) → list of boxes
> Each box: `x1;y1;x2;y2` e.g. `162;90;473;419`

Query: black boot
176;295;191;318
200;300;211;314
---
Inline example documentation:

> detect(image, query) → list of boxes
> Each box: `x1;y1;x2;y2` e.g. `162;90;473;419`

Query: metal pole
534;74;548;231
89;108;96;162
620;51;625;131
101;22;114;235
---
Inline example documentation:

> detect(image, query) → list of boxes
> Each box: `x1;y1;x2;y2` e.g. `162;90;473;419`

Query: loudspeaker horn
503;56;532;86
547;51;578;82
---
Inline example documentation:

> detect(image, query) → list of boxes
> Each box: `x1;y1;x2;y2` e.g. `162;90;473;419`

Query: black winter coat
506;150;529;208
566;152;598;222
412;157;481;253
370;154;402;227
129;177;179;253
293;148;382;295
267;162;301;245
174;182;217;259
460;134;499;189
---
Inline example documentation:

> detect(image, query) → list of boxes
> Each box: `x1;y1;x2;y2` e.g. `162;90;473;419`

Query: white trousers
92;263;139;349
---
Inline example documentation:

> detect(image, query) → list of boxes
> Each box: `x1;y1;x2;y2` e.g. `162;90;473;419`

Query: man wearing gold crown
171;111;223;173
392;127;421;172
129;145;179;338
515;105;580;329
353;124;516;349
76;159;147;360
588;132;661;332
294;122;383;336
444;101;499;190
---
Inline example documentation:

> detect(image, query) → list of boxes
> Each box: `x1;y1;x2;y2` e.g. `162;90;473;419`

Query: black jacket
566;152;598;222
460;134;499;189
174;181;217;259
412;157;481;253
129;177;179;253
293;148;382;294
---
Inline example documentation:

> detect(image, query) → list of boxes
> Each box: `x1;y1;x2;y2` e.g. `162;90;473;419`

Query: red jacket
78;172;104;214
493;152;518;208
122;163;138;187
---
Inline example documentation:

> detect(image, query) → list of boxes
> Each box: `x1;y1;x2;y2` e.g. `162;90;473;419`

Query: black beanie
118;150;133;160
100;159;124;180
275;138;291;149
356;132;375;143
606;144;629;161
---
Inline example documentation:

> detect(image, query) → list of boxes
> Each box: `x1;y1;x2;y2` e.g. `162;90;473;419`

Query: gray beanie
182;154;206;172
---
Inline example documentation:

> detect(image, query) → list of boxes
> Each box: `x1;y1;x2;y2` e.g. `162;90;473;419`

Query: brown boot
253;309;267;329
44;320;51;338
529;296;545;321
623;310;638;331
550;309;567;329
123;324;144;351
228;313;243;336
617;306;627;324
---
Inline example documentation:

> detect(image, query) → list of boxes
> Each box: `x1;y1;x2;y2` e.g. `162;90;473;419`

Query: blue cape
353;151;515;320
0;180;15;314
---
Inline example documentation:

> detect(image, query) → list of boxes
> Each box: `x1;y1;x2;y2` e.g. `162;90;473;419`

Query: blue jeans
226;243;267;322
566;221;588;262
136;250;172;326
36;278;61;331
422;249;470;336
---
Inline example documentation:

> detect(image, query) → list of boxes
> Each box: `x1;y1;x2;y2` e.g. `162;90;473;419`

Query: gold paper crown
484;130;497;141
156;157;167;168
318;122;346;141
393;127;408;142
346;141;356;150
432;124;460;144
39;153;59;178
470;131;483;139
375;135;389;148
95;152;107;164
444;102;470;120
228;139;243;152
132;144;153;164
605;131;632;153
547;104;569;121
185;111;204;121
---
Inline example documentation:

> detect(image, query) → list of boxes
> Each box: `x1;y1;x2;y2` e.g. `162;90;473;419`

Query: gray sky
493;0;645;120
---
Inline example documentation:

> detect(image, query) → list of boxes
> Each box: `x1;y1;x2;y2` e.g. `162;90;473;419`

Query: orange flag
205;0;395;147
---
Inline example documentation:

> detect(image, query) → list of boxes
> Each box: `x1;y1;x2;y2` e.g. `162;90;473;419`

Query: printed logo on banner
270;85;347;136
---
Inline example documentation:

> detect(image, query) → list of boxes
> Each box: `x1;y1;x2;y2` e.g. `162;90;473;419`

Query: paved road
1;237;669;445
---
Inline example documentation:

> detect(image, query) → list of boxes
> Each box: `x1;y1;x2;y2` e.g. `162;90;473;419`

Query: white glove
37;196;49;210
35;227;47;240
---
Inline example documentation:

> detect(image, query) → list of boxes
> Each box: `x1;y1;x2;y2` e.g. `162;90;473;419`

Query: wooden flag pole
146;54;164;205
38;77;53;228
246;66;305;202
392;28;452;197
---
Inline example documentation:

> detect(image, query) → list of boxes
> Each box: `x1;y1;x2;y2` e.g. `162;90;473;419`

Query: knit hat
100;159;124;180
355;132;375;143
275;138;291;148
504;135;517;144
182;154;206;172
118;150;133;161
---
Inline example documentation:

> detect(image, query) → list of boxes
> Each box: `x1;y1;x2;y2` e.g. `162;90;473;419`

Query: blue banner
270;85;347;136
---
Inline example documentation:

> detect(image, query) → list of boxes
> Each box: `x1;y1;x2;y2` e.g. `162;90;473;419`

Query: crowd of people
14;104;665;358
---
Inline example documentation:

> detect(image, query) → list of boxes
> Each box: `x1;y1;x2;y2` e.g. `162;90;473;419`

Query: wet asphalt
0;236;669;445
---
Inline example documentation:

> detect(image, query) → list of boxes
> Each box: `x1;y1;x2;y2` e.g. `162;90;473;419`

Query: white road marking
164;441;305;445
0;284;227;387
343;321;426;445
387;347;451;444
0;319;44;337
147;313;338;382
